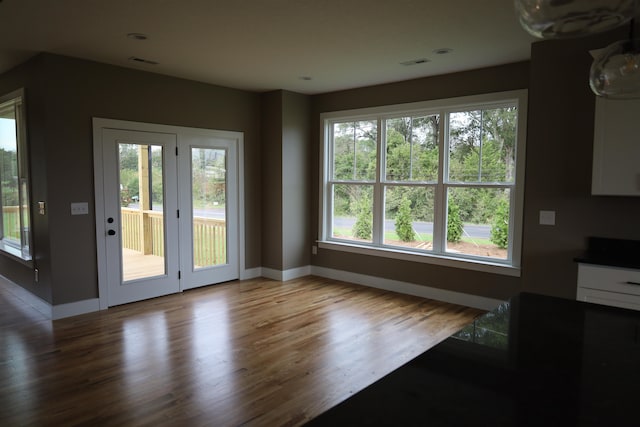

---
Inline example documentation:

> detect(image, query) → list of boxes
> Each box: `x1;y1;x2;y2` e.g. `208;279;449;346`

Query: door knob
107;229;116;236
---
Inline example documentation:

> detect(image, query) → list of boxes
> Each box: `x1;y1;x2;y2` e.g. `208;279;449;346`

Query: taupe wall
0;53;262;305
281;91;311;270
521;30;640;298
310;32;640;301
4;33;640;307
310;62;530;301
260;90;311;271
0;55;51;302
260;91;284;270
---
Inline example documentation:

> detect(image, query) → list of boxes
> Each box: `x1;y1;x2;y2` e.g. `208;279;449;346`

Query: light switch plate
539;210;556;226
71;202;89;215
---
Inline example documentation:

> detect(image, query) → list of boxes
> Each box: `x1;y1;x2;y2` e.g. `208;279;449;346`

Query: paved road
334;217;490;239
127;205;489;239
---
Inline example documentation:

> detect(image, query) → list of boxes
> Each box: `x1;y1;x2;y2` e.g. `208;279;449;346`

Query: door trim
93;117;246;309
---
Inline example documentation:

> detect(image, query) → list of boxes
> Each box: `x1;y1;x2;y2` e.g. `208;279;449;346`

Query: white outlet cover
539;210;556;226
71;202;89;215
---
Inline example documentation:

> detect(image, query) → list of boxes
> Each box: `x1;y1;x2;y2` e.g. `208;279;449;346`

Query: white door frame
93;117;246;309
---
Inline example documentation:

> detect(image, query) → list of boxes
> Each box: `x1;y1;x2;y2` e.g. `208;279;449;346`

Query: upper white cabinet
592;97;640;196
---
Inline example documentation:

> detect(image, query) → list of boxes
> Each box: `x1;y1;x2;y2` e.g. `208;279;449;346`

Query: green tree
352;195;372;240
490;198;510;249
394;196;415;242
447;201;463;243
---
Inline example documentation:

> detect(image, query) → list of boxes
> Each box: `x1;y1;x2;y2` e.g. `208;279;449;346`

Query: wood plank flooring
0;275;483;426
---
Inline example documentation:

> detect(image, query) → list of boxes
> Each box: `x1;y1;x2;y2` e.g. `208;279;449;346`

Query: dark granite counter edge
575;257;640;270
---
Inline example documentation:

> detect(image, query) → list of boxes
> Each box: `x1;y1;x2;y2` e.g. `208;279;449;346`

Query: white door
178;134;239;289
102;128;180;306
94;120;242;307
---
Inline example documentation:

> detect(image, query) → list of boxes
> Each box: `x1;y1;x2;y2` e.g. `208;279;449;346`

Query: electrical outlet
312;245;318;255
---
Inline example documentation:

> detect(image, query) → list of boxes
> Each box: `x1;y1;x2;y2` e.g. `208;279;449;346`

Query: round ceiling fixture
590;23;640;98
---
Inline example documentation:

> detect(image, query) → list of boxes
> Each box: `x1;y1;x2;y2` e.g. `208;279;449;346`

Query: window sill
317;240;521;277
0;241;33;267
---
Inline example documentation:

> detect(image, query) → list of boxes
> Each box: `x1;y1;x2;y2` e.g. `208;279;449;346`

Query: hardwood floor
0;275;483;426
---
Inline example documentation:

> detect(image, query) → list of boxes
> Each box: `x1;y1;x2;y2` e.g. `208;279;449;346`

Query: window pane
332;121;377;181
192;147;227;269
119;143;167;281
383;186;434;250
332;184;373;243
20;178;30;256
0;102;20;245
386;115;439;182
448;107;517;183
445;187;510;260
448;110;481;182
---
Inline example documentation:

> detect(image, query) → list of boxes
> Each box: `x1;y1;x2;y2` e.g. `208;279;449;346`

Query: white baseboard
51;298;101;320
2;264;501;321
310;266;503;311
1;274;103;320
1;276;52;318
282;266;311;281
241;267;262;280
262;266;311;281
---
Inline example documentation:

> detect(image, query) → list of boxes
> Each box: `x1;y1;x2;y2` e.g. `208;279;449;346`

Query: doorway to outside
93;118;244;307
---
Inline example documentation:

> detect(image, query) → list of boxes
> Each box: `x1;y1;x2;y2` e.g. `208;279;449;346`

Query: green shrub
447;201;463;243
352;196;372;240
490;198;509;249
395;196;415;242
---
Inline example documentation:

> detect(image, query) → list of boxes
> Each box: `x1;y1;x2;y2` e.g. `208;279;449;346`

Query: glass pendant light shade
590;39;640;98
515;0;637;38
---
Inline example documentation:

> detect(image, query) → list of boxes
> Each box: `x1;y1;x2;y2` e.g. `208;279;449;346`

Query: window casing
319;91;527;275
0;89;32;261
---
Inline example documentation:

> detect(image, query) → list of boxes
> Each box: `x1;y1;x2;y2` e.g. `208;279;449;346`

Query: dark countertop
575;237;640;270
306;292;640;427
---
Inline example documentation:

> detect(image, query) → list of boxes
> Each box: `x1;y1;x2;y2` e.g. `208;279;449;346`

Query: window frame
0;88;32;263
319;90;527;276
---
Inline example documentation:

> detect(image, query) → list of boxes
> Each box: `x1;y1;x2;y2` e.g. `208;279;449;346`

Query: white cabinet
577;263;640;311
592;97;640;196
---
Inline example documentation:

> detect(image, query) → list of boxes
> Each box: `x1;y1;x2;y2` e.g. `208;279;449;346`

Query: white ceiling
0;0;536;94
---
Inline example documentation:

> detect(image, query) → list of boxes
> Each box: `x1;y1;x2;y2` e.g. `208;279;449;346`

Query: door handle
107;229;116;236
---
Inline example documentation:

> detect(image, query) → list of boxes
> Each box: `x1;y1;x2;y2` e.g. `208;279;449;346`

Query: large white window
319;90;527;275
0;89;31;261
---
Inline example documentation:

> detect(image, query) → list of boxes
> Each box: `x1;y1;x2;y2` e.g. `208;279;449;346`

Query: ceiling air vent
128;56;158;65
400;58;430;66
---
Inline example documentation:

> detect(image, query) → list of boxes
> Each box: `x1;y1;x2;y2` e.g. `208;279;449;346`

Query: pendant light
515;0;637;39
590;20;640;98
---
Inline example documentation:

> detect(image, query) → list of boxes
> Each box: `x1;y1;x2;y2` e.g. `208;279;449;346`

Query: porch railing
121;207;226;266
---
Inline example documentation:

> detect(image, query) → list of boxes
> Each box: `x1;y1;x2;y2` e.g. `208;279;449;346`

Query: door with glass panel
99;125;239;306
178;134;238;290
102;128;180;306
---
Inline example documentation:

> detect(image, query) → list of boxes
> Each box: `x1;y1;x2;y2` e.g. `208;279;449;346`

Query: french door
94;119;240;307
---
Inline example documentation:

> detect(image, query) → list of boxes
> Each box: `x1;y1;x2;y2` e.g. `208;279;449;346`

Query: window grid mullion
372;118;383;245
432;110;447;253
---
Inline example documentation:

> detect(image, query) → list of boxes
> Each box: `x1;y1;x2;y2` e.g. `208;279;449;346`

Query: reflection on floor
0;275;482;426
